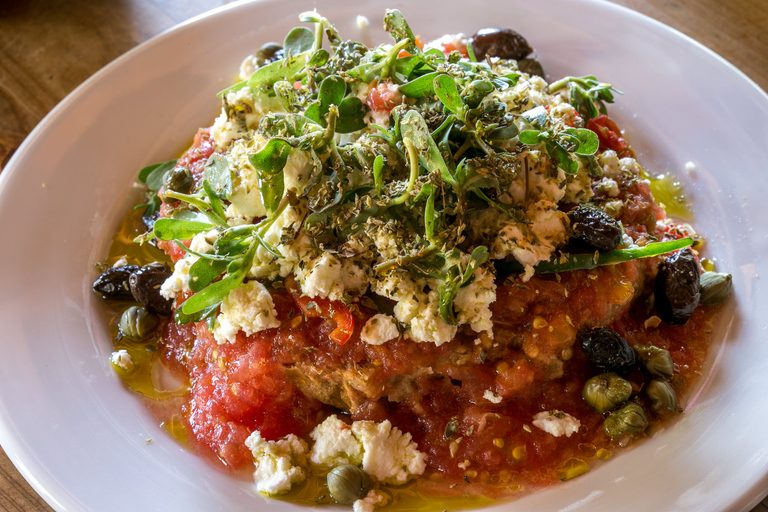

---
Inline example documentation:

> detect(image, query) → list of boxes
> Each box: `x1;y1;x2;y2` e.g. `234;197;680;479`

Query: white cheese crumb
245;430;308;495
309;415;426;485
110;350;133;372
356;15;370;29
353;489;388;512
361;314;399;345
213;280;281;344
532;410;581;437
310;415;364;467
685;161;697;173
483;390;503;404
160;255;195;300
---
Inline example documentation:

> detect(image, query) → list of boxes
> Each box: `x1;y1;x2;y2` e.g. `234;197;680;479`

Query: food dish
0;1;766;511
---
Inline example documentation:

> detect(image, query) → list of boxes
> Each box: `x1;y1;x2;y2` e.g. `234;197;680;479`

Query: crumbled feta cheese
160;255;195;300
454;263;496;336
245;430;308;495
360;314;399;345
594;177;620;197
309;415;426;485
685;161;697;173
483;390;503;404
356;15;370;29
532;410;581;437
353;489;388;512
110;350;133;372
213;280;281;344
309;415;364;466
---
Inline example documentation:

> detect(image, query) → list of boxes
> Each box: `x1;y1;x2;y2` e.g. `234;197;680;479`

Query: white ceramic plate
1;0;767;511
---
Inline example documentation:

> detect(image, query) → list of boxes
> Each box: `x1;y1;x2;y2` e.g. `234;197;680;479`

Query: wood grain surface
0;1;766;510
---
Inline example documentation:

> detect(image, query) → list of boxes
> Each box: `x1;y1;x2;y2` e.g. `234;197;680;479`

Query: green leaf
571;128;600;155
466;40;478;62
438;267;461;325
217;79;248;99
433;74;463;115
203;180;227;222
383;9;416;52
283;26;314;55
153;218;213;241
399;110;457;187
399;71;445;98
307;48;330;68
496;238;694;275
174;303;219;326
335;97;368;133
249;138;292;175
188;258;229;292
203;154;232;198
318;75;346;117
373;155;385;196
424;184;437;242
181;274;243;315
462;246;489;284
247;51;309;94
138;159;177;191
519;129;543;145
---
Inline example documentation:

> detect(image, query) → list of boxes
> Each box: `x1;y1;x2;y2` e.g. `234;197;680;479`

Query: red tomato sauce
152;123;719;497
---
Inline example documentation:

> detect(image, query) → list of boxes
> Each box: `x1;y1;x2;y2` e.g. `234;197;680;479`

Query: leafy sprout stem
390;136;421;206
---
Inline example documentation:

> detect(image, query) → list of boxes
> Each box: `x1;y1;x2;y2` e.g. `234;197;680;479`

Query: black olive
579;327;636;374
654;248;700;325
255;42;284;66
568;205;623;251
142;210;159;233
128;262;173;316
517;58;545;78
470;28;533;61
93;265;140;301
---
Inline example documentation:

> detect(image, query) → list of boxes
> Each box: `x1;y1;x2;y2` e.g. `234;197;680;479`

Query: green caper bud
582;372;632;413
163;166;194;196
634;344;674;378
603;402;648;438
327;465;371;504
699;271;733;306
119;306;159;340
646;379;678;414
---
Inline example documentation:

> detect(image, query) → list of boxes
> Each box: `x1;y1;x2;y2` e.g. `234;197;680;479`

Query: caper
119;306;160;340
603;402;648;438
646;379;678;414
254;42;284;67
93;264;140;301
129;262;173;316
568;204;623;251
655;248;700;325
634;344;674;378
327;464;371;504
699;271;733;306
163;166;194;197
582;372;632;413
579;327;636;374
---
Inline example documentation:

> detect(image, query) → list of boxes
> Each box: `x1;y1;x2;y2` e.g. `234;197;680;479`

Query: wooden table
0;0;766;510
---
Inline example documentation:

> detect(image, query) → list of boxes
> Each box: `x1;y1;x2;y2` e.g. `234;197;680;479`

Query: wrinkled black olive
164;166;194;195
568;205;623;251
655;248;700;325
93;265;140;301
128;262;173;316
142;210;159;233
580;327;636;374
254;42;284;66
470;28;533;61
517;58;545;78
